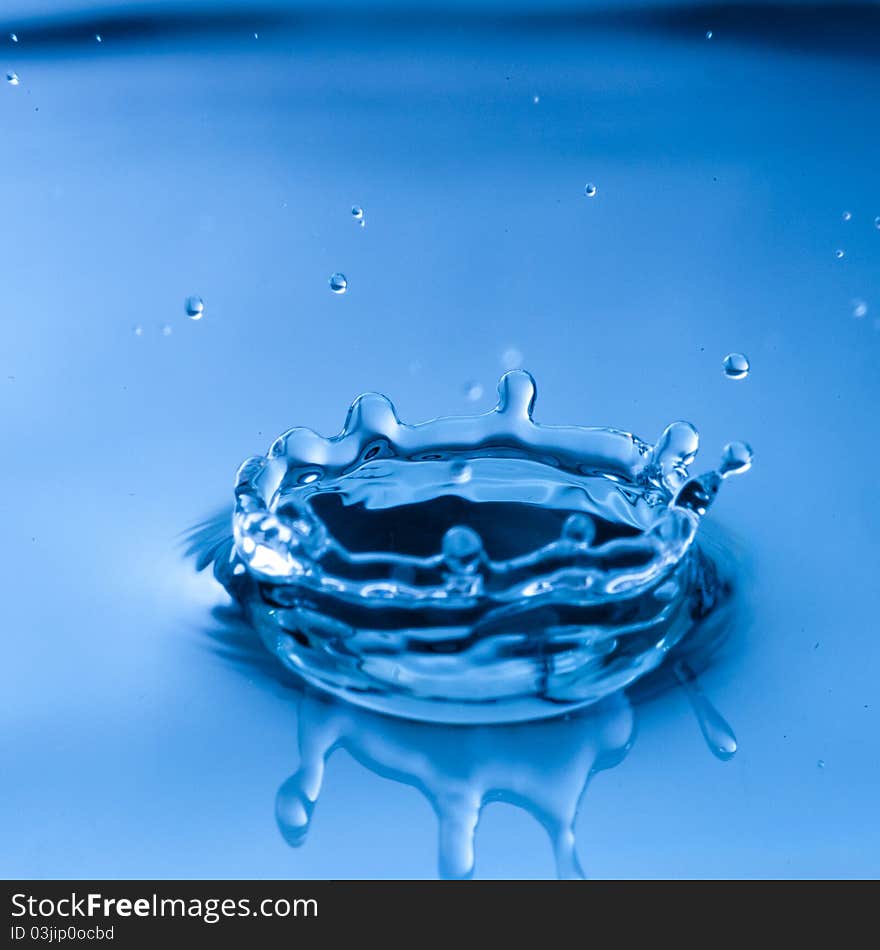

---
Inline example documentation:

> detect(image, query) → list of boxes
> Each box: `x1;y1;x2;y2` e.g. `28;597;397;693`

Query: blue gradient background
1;0;878;878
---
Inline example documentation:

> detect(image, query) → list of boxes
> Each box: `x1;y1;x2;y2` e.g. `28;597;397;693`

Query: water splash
187;498;743;878
216;370;749;723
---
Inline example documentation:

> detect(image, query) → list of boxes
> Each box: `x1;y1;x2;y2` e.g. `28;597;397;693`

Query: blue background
1;0;878;878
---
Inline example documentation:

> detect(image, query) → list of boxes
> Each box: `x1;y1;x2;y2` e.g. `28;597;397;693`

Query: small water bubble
722;352;749;380
464;381;484;401
835;248;845;260
6;71;19;86
817;759;826;769
161;324;173;336
184;295;205;319
705;30;713;39
842;210;852;221
329;272;348;294
719;441;753;478
852;298;868;319
584;183;598;198
562;513;596;546
501;346;523;370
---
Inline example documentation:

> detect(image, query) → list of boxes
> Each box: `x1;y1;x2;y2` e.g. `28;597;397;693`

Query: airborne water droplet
584;183;598;198
184;295;205;319
852;299;868;319
842;211;852;221
817;759;826;769
835;248;845;260
722;352;749;380
95;34;102;43
329;273;348;294
719;441;753;478
6;71;19;85
133;325;144;337
351;205;364;226
706;30;713;39
10;33;19;43
874;216;880;230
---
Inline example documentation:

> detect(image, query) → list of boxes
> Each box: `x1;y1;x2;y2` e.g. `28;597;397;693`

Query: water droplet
705;30;713;39
842;210;852;222
501;346;523;370
835;248;845;260
6;71;19;86
562;513;596;546
10;33;18;43
676;663;737;761
254;32;259;40
719;441;753;478
817;759;825;769
532;95;540;104
449;461;472;484
852;298;868;319
161;324;173;337
874;216;880;230
329;273;348;294
584;183;598;198
351;205;364;225
464;381;483;401
184;295;205;319
722;352;749;380
653;421;699;483
95;34;102;43
133;325;144;337
442;525;483;574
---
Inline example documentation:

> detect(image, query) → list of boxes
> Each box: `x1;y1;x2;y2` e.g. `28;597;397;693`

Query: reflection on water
277;686;634;880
